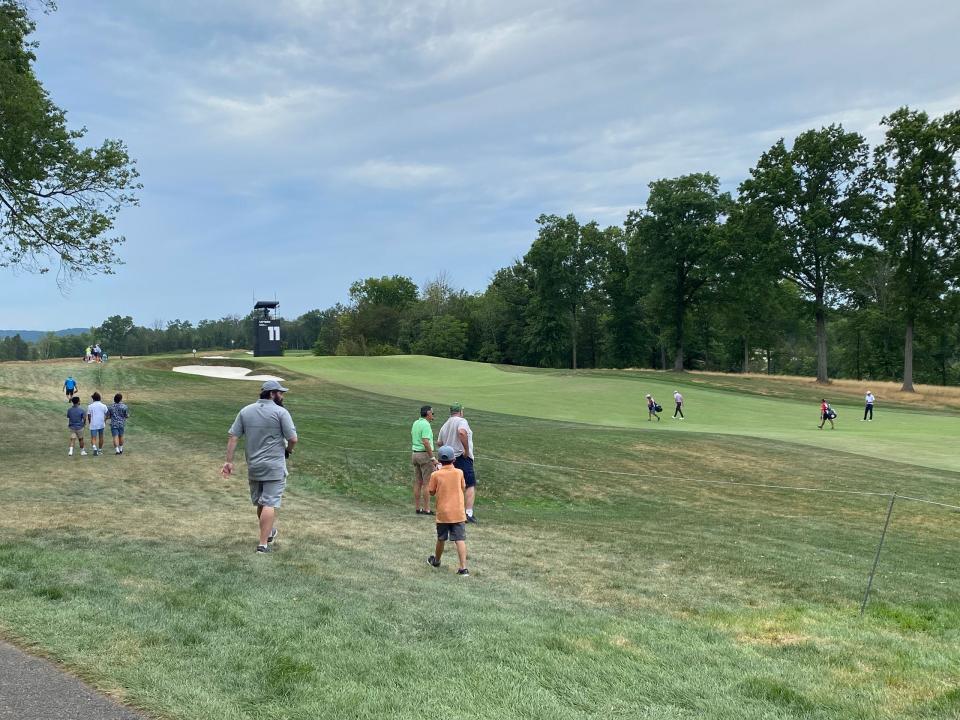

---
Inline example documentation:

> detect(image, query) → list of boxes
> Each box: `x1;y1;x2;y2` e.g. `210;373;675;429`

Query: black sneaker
457;568;470;576
427;555;440;568
416;509;424;515
424;510;434;515
267;528;278;544
466;514;477;524
255;544;271;554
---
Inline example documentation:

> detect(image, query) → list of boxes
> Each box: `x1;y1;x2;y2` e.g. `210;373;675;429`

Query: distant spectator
67;396;87;457
63;376;78;402
863;391;875;422
109;393;130;455
87;392;109;455
672;390;684;420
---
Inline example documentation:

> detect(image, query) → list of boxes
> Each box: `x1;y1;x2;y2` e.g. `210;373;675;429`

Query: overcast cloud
3;0;959;328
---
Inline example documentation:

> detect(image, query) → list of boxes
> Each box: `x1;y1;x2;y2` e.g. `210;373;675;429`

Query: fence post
860;491;897;616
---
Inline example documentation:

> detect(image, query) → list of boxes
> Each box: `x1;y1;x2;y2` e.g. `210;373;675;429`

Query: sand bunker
200;355;231;359
172;365;285;382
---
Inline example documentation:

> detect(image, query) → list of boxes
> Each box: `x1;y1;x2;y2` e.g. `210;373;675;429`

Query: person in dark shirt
66;396;87;457
646;394;661;422
108;393;130;455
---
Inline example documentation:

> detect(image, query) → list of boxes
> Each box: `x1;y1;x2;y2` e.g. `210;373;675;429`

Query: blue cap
438;445;456;463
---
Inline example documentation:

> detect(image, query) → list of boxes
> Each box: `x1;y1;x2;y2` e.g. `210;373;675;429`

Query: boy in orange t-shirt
427;445;469;576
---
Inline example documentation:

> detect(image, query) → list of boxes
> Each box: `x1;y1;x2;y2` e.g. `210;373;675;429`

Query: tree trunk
743;336;749;373
855;329;861;381
766;347;771;374
673;300;684;371
660;344;667;370
571;308;578;370
901;319;915;392
703;322;710;370
815;305;829;384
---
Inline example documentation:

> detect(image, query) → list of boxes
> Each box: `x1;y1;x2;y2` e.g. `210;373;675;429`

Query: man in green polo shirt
411;405;437;515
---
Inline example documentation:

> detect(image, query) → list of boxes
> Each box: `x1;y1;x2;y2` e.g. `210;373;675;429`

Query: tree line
7;107;960;388
3;4;959;388
305;108;960;391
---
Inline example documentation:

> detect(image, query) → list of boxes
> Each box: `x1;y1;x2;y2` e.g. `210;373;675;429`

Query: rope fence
290;440;958;616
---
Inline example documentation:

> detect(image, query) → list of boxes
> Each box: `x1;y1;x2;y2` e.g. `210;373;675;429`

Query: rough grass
0;357;958;719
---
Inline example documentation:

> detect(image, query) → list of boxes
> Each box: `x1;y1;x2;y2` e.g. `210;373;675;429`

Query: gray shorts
436;522;466;542
249;478;286;508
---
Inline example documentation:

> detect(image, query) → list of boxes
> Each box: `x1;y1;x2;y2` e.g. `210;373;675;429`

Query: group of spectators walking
217;382;476;574
64;377;129;456
214;375;883;576
411;403;476;576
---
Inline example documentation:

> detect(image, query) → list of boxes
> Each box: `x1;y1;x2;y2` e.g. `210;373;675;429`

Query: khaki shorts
69;428;84;440
411;451;435;484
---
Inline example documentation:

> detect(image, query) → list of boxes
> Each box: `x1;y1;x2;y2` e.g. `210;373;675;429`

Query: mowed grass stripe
0;357;958;719
269;355;960;473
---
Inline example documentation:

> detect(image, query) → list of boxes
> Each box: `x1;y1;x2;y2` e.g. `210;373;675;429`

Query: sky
3;0;960;330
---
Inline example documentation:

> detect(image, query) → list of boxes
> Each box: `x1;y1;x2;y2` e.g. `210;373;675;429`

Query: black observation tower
253;300;282;357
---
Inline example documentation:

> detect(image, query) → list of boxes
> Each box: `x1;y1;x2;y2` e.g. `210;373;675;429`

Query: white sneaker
115;448;121;454
68;447;74;456
80;450;88;456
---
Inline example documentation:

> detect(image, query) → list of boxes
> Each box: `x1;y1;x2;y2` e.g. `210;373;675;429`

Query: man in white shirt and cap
437;402;478;523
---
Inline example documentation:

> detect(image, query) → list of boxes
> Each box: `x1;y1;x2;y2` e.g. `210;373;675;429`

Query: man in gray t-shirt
222;380;298;553
66;396;87;456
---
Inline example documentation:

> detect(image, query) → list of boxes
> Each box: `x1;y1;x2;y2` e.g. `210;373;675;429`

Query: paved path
0;641;145;719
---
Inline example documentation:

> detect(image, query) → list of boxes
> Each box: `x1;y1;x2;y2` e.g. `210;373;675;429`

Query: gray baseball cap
438;445;456;463
261;379;289;393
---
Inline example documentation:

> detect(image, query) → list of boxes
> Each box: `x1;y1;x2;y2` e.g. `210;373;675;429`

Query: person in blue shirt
63;376;78;402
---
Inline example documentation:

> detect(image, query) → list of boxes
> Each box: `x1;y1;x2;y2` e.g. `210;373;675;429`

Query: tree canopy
739;125;875;383
0;1;139;282
874;107;960;391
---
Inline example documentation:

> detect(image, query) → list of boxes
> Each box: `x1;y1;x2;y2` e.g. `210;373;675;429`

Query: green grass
269;354;960;473
0;356;958;719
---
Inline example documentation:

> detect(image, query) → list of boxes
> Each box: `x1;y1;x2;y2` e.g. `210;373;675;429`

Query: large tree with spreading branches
1;1;139;283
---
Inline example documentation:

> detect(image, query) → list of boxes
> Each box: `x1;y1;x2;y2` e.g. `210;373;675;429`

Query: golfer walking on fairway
672;390;684;419
222;380;298;553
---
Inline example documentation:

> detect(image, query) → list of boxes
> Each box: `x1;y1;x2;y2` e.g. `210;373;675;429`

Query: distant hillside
0;328;88;342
